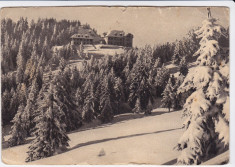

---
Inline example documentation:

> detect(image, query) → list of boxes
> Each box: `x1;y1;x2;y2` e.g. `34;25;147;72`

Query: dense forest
1;17;229;164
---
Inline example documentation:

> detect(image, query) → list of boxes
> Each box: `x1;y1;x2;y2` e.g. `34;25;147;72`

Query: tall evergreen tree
145;98;153;115
8;104;27;147
82;83;95;122
70;67;81;89
113;77;125;103
17;83;27;105
22;80;39;136
172;41;181;64
75;87;84;110
175;17;229;164
99;76;114;123
173;74;185;109
128;54;153;112
26;83;70;162
52;68;82;131
179;56;189;76
132;98;142;113
59;57;66;71
2;89;12;125
24;44;39;86
161;77;176;112
9;88;19;120
154;66;170;97
16;39;26;83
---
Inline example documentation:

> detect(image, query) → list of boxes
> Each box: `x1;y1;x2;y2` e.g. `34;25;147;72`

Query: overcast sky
1;6;229;47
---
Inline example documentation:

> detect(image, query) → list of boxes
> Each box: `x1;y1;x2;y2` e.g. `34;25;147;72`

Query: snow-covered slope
2;109;183;165
84;44;125;57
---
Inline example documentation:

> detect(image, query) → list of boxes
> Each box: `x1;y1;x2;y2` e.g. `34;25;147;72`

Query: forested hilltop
1;17;229;164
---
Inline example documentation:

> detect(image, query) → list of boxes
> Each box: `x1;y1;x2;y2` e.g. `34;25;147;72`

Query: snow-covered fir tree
132;98;142;113
154;65;170;97
52;68;82;131
75;87;84;110
113;77;125;103
99;76;114;123
16;39;26;83
173;74;185;109
70;67;81;89
161;77;176;112
82;83;96;122
59;57;66;71
17;83;27;105
175;17;229;164
26;83;70;162
179;56;189;76
9;89;20;121
128;54;153;113
145;99;153;115
8;104;27;147
24;46;37;85
153;57;161;69
172;41;181;64
2;89;12;125
22;80;39;136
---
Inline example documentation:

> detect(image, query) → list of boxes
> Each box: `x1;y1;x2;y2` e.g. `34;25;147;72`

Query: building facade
71;29;134;47
71;28;101;45
104;30;134;47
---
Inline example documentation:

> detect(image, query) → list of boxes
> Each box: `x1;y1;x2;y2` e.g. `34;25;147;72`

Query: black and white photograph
1;6;230;165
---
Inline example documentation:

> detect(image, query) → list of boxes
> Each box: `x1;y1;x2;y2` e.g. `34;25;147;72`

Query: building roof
71;28;98;39
125;33;134;38
106;30;125;37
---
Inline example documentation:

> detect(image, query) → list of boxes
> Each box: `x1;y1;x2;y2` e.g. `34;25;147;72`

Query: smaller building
71;28;101;45
71;34;93;45
124;33;134;47
104;30;133;47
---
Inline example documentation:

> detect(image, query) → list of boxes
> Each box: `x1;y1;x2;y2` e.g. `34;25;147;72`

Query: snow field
2;109;183;165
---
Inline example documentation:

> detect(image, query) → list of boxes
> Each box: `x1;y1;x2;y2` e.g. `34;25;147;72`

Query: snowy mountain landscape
2;108;183;165
1;7;229;165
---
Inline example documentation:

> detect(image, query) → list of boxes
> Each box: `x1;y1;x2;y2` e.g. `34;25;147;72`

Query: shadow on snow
64;127;182;156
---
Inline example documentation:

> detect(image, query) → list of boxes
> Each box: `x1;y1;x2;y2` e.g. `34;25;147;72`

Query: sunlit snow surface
2;109;183;165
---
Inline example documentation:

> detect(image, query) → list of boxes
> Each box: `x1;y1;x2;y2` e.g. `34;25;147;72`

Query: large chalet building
71;28;133;47
70;28;103;45
104;30;133;47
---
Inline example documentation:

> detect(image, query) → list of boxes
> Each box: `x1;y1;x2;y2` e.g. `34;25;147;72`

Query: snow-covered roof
71;28;98;39
106;30;125;37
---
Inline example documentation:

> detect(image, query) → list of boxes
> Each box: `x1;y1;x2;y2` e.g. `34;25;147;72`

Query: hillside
2;108;183;165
